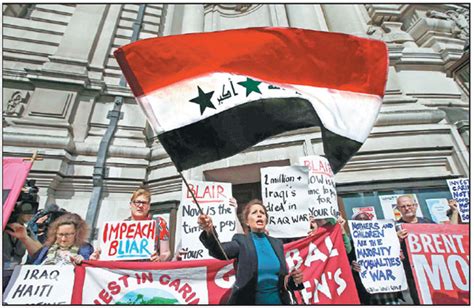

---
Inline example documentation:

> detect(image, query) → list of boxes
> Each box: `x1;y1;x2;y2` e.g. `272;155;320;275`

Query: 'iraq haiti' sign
3;265;75;304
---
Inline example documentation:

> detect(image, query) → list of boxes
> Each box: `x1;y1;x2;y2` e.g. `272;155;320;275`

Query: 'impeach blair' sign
4;227;360;305
404;224;469;304
99;220;156;261
180;180;235;260
261;165;310;238
299;155;339;219
349;220;407;293
3;265;74;305
446;178;469;223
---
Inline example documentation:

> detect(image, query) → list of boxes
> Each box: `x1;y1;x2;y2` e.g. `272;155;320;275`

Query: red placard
403;224;469;304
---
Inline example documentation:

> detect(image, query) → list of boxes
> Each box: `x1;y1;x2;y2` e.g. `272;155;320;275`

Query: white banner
99;220;156;261
299;155;338;219
261;165;310;238
3;265;75;304
446;178;470;223
180;180;235;260
379;194;422;220
349;220;407;293
82;267;209;304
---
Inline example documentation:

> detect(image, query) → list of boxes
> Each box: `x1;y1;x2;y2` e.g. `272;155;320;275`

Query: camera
18;179;39;203
7;179;40;225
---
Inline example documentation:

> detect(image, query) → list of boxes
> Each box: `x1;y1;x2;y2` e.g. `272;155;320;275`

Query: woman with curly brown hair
7;212;93;265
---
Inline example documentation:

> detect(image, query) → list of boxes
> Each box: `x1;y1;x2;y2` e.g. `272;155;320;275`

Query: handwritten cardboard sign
446;178;469;223
298;156;339;219
261;165;310;238
349;219;407;294
3;265;74;304
99;220;156;261
179;180;235;260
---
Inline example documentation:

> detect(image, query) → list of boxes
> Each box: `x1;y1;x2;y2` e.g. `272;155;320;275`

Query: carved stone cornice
204;4;262;17
365;4;403;25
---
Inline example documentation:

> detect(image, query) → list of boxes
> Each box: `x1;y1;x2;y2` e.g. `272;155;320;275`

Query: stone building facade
2;4;469;249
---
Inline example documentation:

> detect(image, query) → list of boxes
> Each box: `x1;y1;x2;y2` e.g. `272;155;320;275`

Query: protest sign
179;180;235;260
352;206;377;220
379;194;422;220
73;225;359;304
99;220;156;261
3;265;74;304
299;155;339;219
404;224;469;304
2;157;33;229
261;165;310;238
285;224;360;304
425;199;450;224
446;178;469;222
349;219;407;293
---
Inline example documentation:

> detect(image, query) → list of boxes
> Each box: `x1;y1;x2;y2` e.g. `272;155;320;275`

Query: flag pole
178;171;229;261
23;150;43;162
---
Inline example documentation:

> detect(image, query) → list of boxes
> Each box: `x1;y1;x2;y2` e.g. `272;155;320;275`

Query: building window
340;185;453;223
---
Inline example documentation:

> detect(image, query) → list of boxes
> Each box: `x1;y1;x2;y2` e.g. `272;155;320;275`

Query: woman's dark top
200;230;303;304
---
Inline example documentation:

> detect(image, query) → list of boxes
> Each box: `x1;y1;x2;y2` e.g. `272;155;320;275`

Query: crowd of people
3;180;464;305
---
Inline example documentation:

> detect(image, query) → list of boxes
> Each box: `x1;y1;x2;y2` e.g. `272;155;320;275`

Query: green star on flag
190;86;215;115
237;77;262;97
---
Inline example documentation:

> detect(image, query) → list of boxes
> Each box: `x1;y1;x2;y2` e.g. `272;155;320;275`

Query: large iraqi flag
114;27;388;172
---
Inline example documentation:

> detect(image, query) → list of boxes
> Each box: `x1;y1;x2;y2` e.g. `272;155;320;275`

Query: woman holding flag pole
198;199;304;305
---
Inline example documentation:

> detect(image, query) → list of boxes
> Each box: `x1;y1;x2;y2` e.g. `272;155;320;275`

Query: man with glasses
395;195;434;305
91;188;171;262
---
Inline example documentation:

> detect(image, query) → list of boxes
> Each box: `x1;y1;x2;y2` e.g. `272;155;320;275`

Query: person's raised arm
5;223;42;257
448;199;460;224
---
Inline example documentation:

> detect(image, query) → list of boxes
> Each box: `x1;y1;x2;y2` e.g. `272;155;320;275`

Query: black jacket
200;231;303;304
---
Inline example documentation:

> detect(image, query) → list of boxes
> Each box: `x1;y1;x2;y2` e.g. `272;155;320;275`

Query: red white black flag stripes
114;27;388;172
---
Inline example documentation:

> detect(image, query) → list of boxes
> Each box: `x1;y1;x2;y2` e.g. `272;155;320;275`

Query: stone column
181;4;204;34
286;4;328;31
321;4;367;36
43;4;108;75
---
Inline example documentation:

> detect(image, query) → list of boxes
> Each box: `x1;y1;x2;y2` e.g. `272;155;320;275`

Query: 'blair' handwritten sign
299;155;339;219
99;220;156;261
180;180;235;260
349;219;407;294
261;165;310;238
446;178;470;223
3;265;74;304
